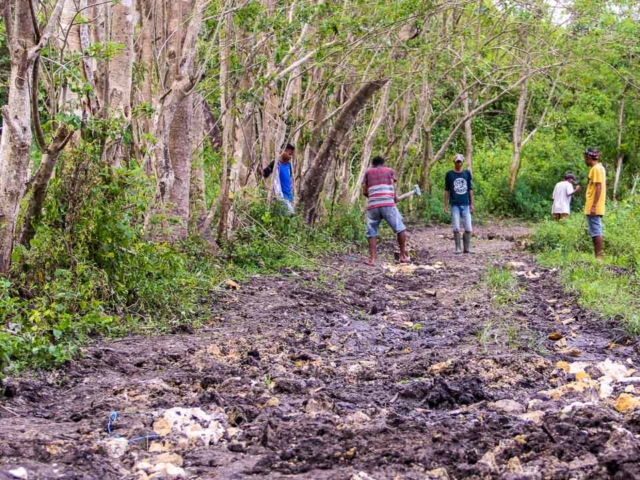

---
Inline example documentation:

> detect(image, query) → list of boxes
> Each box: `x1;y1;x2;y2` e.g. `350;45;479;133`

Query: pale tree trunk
190;95;207;227
419;128;434;192
508;78;528;193
167;97;194;240
300;79;388;224
461;73;473;172
350;82;390;202
613;84;629;201
147;0;204;239
211;11;234;242
105;0;136;167
0;0;67;272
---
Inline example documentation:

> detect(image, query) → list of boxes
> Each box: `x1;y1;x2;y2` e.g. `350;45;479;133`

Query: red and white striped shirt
363;166;396;210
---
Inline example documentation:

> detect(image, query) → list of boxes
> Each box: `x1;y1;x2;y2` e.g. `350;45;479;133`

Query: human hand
444;205;449;214
470;204;475;214
590;206;596;215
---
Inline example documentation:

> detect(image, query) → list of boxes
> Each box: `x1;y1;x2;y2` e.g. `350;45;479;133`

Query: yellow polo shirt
584;163;606;216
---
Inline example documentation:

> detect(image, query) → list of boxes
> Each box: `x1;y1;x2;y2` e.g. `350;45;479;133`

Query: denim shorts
365;206;406;238
587;215;603;237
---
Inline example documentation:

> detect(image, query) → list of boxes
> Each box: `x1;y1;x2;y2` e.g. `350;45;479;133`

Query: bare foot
365;259;376;267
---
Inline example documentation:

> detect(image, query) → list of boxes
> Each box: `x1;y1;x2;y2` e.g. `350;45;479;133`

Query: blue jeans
365;206;406;238
451;205;472;233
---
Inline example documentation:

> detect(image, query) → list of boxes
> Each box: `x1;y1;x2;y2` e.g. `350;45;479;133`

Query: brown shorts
553;213;569;220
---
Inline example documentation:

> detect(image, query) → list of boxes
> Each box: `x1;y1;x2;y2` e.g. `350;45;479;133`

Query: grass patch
531;198;640;335
483;266;522;306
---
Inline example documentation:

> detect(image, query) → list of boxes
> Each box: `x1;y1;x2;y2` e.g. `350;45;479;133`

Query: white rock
8;467;28;480
487;399;525;415
157;407;225;446
99;437;129;458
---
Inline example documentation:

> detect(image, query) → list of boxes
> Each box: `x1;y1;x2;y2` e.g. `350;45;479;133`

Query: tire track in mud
1;225;640;479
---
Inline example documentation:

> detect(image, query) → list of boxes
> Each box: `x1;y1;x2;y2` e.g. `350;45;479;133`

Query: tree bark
0;0;66;272
300;79;388;224
613;84;629;201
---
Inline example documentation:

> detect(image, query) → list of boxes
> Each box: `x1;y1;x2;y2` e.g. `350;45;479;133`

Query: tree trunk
167;96;194;240
350;82;390;203
300;79;388;224
508;78;528;193
0;0;66;272
419;128;434;193
190;95;207;227
613;84;629;201
461;73;473;172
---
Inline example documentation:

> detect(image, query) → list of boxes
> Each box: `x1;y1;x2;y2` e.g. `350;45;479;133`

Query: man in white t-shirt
552;173;581;220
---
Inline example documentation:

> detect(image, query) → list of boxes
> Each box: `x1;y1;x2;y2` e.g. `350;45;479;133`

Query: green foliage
483;266;521;306
532;198;640;334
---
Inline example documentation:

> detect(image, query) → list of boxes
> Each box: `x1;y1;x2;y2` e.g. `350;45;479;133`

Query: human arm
568;185;580;196
468;171;474;213
444;190;450;213
590;183;602;215
263;161;275;178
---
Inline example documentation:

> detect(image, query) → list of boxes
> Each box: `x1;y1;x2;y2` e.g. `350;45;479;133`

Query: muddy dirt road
2;226;640;480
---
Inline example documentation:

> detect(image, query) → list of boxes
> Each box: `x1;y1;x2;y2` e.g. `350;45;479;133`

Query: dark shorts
587;215;603;237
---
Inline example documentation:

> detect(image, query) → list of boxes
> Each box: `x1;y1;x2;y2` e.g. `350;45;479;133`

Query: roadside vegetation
531;197;640;335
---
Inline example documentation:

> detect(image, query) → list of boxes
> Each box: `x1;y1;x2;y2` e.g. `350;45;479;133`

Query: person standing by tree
551;173;581;220
362;156;409;266
263;144;296;214
584;148;606;259
444;154;474;254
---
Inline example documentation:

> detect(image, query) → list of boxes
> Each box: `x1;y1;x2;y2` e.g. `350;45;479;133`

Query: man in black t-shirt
444;154;474;254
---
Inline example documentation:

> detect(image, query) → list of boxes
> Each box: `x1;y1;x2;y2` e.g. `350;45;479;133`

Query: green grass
532;198;640;335
483;266;522;306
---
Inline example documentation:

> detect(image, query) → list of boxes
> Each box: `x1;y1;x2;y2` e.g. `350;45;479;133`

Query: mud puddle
1;225;640;479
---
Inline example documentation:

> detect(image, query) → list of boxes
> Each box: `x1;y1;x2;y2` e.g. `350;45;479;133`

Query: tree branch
28;0;67;60
31;55;47;152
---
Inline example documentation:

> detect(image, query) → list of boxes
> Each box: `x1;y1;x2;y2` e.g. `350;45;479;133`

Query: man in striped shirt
362;156;409;266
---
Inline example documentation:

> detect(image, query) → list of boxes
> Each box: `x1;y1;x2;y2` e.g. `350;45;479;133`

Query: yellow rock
614;393;640;413
153;418;172;436
506;456;523;473
575;371;591;381
556;361;570;373
428;359;453;375
265;397;280;407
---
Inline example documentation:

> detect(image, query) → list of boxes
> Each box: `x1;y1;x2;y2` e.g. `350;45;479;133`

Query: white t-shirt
552;180;575;214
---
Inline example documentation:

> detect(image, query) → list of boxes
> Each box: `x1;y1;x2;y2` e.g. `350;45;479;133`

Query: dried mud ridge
2;226;640;480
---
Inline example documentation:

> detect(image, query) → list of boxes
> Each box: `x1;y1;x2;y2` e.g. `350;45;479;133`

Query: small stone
615;393;640;413
506;456;523;473
487;399;525;415
149;462;186;479
425;467;450;479
518;411;545;426
346;411;371;424
428;360;454;375
151;453;183;467
99;437;129;459
351;472;375;480
8;467;28;479
265;397;279;408
478;451;498;472
134;461;153;472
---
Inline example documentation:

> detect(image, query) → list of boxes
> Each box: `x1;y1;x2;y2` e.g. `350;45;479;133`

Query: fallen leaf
549;332;563;341
557;347;582;357
555;338;567;348
385;284;395;291
225;279;240;290
562;317;576;325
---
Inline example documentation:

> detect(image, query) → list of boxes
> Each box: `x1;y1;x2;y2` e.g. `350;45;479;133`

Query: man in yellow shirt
584;148;605;259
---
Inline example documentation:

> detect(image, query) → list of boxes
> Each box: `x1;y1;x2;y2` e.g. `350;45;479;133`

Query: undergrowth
0;166;363;376
531;198;640;334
